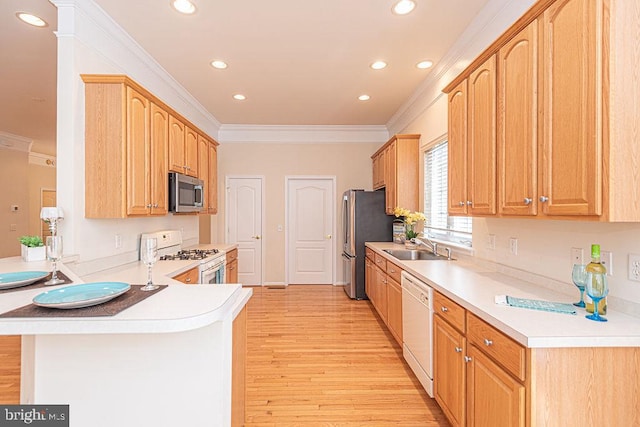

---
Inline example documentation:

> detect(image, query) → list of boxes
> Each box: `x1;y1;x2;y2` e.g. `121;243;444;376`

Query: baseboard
264;282;287;289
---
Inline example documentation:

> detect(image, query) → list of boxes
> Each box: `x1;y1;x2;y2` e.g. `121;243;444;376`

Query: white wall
395;0;640;308
52;0;220;270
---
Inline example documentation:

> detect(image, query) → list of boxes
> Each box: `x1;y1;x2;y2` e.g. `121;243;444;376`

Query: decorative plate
0;271;49;290
32;282;131;309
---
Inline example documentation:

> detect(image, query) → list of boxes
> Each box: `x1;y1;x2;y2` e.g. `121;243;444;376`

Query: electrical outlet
487;234;496;250
601;250;613;276
571;247;584;265
115;234;122;249
629;254;640;282
509;238;518;255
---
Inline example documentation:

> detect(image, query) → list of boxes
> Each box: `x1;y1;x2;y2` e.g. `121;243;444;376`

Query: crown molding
218;124;389;144
0;131;33;153
386;0;536;135
51;0;221;137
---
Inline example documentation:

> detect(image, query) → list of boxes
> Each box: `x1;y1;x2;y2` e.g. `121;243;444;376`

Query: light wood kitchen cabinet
373;264;387;324
386;275;403;345
173;267;199;284
226;249;238;283
447;56;496;217
371;134;420;213
365;249;374;301
207;141;219;214
84;76;167;218
184;126;199;178
434;315;466;427
197;135;209;214
497;21;538;216
232;306;247;426
445;0;640;221
538;0;601;216
365;251;404;346
169;116;198;177
82;74;218;219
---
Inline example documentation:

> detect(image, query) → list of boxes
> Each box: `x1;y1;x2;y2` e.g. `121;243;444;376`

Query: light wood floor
245;285;448;426
0;335;21;404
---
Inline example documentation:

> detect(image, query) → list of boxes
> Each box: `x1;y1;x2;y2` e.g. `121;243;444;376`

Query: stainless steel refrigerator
342;189;394;299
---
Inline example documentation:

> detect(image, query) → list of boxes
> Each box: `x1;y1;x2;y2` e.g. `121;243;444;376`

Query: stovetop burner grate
159;248;219;261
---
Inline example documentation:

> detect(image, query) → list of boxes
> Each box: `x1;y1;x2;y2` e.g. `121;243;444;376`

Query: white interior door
286;177;335;284
226;177;263;285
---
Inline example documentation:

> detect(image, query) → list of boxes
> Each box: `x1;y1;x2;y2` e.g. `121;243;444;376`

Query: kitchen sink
383;249;452;261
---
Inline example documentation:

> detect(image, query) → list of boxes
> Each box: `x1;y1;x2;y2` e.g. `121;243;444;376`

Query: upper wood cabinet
207;141;218;214
445;0;640;222
84;78;167;218
82;74;217;218
371;134;420;214
197;135;209;214
447;55;497;217
498;21;538;216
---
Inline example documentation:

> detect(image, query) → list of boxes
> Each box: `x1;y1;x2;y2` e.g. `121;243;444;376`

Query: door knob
252;235;261;240
326;235;332;239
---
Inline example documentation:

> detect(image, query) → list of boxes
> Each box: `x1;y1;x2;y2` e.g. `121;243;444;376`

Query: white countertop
0;245;251;336
366;242;640;348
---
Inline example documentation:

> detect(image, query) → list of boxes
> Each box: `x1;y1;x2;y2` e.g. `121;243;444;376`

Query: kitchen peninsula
0;256;251;427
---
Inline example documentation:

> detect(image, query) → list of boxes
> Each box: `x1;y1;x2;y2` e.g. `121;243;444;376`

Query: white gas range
140;230;226;284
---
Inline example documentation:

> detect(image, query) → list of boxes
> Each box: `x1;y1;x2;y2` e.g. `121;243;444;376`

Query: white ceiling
1;0;491;153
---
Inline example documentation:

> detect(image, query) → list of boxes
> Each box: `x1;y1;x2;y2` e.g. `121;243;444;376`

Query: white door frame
224;175;266;285
284;176;337;286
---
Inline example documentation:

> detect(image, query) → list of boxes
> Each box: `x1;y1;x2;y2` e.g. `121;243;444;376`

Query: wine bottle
585;244;607;314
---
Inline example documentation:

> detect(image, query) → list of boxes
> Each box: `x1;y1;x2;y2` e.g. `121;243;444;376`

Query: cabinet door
227;259;238;283
125;86;150;216
386;276;403;345
448;80;468;215
168;115;185;174
197;135;208;214
365;257;373;300
467;345;525;427
498;22;538;216
173;267;199;284
385;142;397;214
434;315;466;427
208;142;218;214
184;126;199;177
539;0;602;216
374;266;387;322
467;56;497;215
150;103;168;215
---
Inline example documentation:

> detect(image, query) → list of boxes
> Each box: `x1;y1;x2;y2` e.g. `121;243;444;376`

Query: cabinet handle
185;278;191;283
524;198;532;205
146;204;152;208
153;203;159;208
458;201;465;206
454;347;462;353
484;338;493;346
540;196;549;203
441;306;448;312
466;200;473;206
464;356;473;363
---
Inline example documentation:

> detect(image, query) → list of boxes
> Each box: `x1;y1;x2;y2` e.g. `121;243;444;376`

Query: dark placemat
0;285;167;318
0;271;74;295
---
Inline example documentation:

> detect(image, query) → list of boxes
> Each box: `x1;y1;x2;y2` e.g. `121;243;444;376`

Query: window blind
423;141;472;245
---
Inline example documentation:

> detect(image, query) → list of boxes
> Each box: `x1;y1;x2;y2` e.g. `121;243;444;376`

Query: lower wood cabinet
386;273;403;345
226;249;238;283
173;267;199;284
434;315;466;427
0;335;20;404
365;251;403;346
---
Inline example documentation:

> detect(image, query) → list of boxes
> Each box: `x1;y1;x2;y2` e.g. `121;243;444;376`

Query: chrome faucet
411;236;438;255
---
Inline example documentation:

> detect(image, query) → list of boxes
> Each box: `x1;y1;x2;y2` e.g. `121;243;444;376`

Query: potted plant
19;235;46;262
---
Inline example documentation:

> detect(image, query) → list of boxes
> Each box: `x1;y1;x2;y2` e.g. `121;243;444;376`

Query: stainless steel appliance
341;189;394;299
401;271;434;397
168;172;204;213
141;230;226;284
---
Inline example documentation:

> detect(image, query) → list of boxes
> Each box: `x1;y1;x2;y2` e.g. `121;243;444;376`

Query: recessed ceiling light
416;60;433;69
172;0;196;14
233;94;246;101
16;12;47;27
392;0;416;15
370;61;387;70
211;60;228;69
358;95;371;101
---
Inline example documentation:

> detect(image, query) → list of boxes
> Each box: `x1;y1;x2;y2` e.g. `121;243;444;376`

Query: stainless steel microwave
168;172;204;213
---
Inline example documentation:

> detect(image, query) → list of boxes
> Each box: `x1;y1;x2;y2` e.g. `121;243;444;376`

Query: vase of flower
392;207;426;248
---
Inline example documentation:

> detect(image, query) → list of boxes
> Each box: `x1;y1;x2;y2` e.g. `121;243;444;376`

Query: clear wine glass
140;237;159;291
585;271;609;322
571;264;588;308
45;235;65;285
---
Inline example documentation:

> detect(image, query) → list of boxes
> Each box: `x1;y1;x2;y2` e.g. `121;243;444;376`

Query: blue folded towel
495;295;577;315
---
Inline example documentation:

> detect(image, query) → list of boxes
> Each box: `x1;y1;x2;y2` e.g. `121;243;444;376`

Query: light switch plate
629;254;640;282
601;250;613;276
509;238;518;255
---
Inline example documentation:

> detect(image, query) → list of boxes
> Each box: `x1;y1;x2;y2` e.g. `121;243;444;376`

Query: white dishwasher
401;271;434;397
